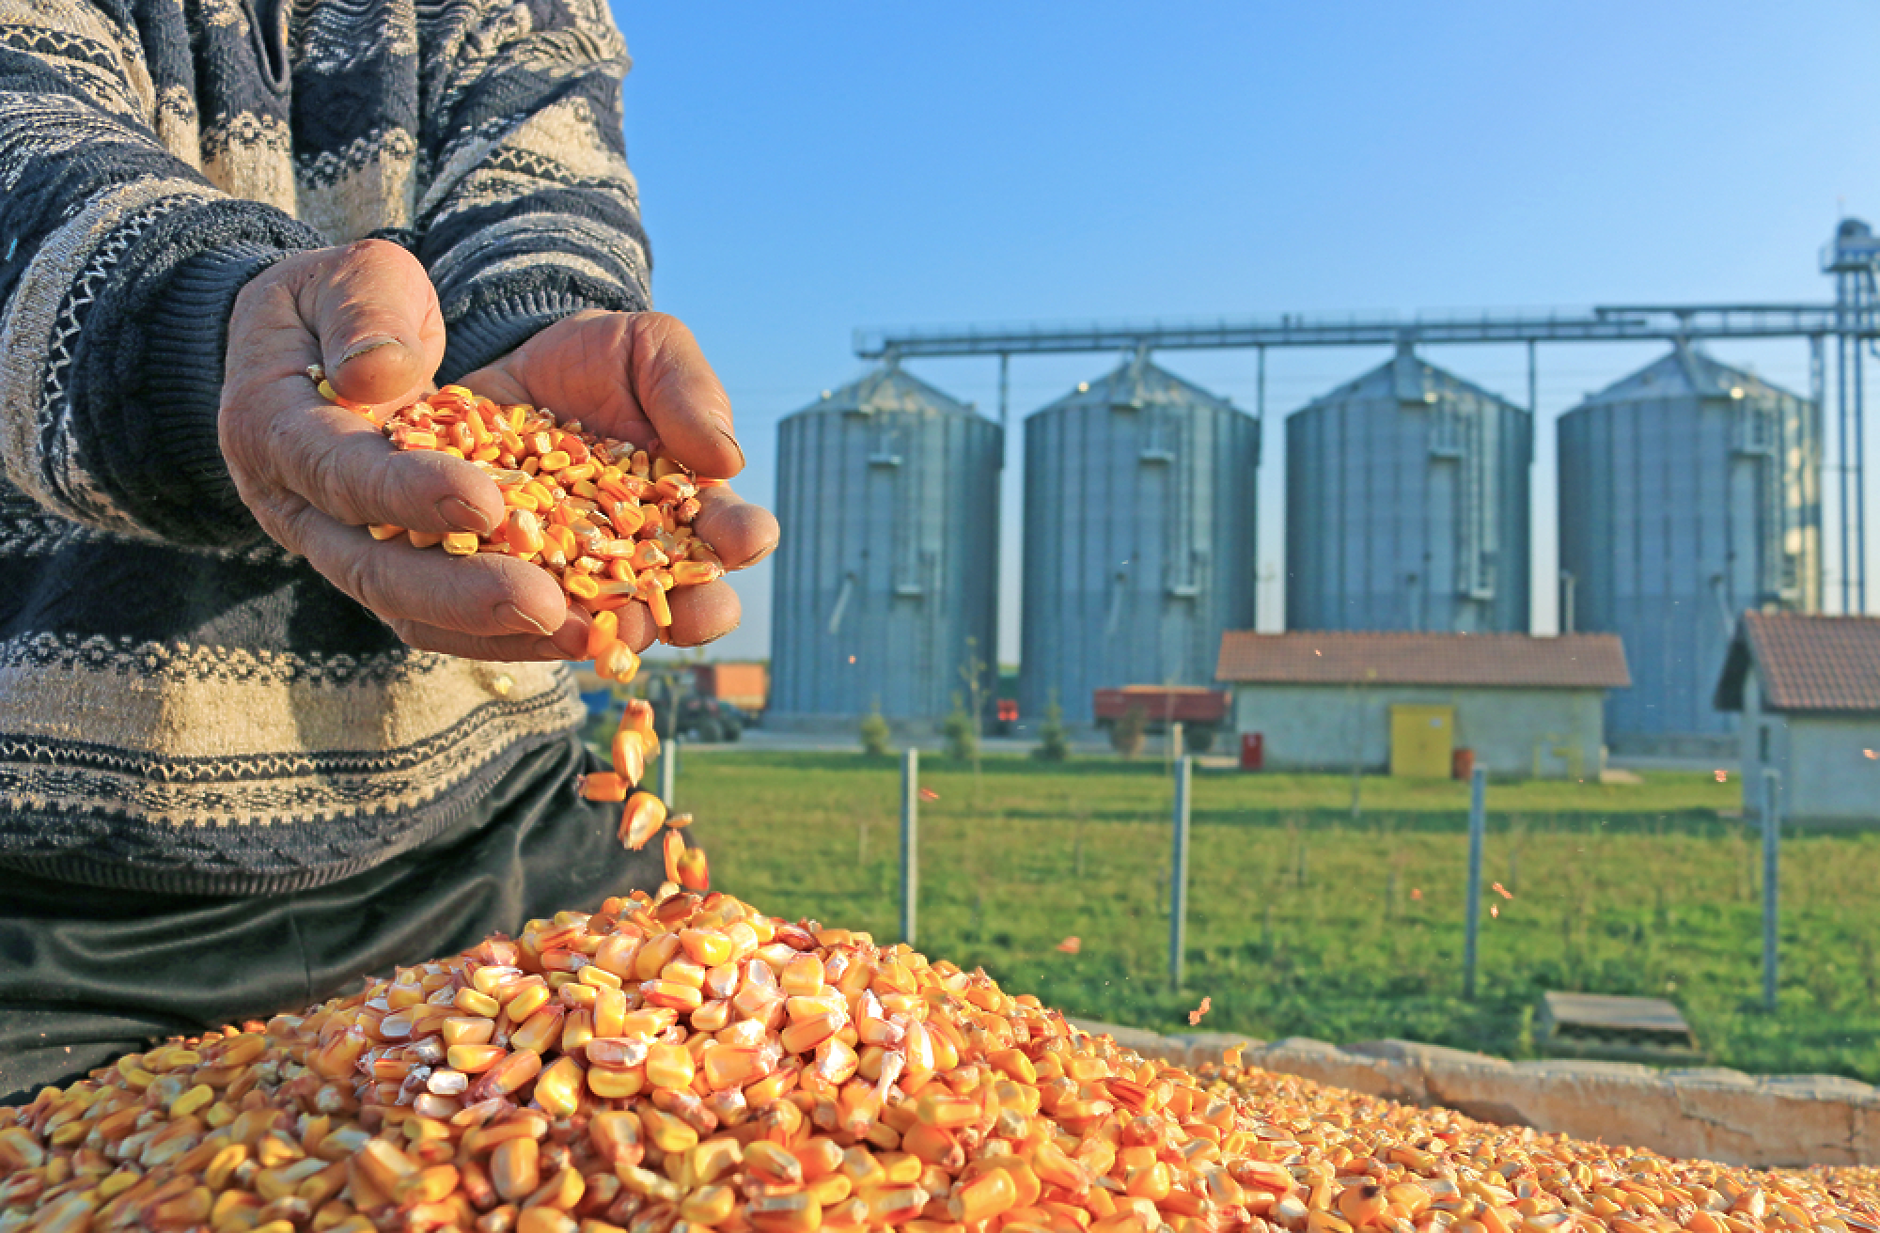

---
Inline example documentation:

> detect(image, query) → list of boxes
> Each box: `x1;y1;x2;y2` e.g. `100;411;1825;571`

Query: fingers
625;314;745;479
387;618;591;663
613;600;660;654
689;485;779;571
276;503;582;647
265;403;506;535
663;579;743;648
304;239;446;408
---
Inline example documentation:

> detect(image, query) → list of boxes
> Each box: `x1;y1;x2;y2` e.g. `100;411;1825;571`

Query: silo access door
1390;704;1455;778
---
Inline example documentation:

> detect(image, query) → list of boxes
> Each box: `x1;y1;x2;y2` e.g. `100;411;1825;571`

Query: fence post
901;748;919;947
1463;764;1487;999
1762;769;1781;1011
1170;754;1192;990
660;734;678;809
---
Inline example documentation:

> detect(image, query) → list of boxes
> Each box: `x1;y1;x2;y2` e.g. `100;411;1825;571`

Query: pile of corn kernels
5;887;1880;1233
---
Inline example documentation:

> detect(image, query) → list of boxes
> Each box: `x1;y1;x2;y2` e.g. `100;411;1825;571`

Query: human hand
220;239;593;660
456;310;779;651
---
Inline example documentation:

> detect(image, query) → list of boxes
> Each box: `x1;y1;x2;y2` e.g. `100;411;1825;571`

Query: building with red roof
1715;612;1880;825
1215;630;1630;779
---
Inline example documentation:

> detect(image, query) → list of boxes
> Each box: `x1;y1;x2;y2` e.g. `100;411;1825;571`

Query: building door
1390;704;1455;777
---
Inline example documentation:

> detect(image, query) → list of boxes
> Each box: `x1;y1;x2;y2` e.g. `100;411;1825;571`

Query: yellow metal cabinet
1389;704;1454;778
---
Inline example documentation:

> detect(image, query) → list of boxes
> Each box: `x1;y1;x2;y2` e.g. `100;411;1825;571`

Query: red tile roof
1215;631;1630;689
1715;612;1880;715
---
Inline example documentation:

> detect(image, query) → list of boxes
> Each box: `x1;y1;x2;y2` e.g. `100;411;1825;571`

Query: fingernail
713;416;746;470
495;601;557;636
340;336;403;366
551;623;589;659
533;637;570;661
438;495;493;535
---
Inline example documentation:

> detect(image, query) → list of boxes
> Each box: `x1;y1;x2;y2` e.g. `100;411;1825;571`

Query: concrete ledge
1068;1021;1880;1168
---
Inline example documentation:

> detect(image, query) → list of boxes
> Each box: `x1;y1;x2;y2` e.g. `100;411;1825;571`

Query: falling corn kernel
1056;935;1082;954
1188;995;1211;1026
675;843;709;892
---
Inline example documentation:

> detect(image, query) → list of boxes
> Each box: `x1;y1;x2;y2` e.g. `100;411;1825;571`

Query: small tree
859;704;892;759
1110;702;1148;758
957;637;988;780
1034;693;1070;762
943;692;978;763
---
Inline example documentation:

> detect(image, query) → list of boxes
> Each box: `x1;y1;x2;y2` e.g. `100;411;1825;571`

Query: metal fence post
901;748;919;947
660;734;678;809
1763;769;1781;1011
1170;755;1192;990
1463;764;1487;999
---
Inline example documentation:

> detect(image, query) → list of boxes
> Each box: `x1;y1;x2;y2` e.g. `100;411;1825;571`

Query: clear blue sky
609;2;1880;665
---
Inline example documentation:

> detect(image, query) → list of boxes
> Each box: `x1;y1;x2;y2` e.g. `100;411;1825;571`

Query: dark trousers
0;735;664;1102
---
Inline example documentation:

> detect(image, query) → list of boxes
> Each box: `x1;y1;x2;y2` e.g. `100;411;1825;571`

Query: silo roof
1574;346;1805;407
787;364;978;420
1029;356;1239;418
1293;353;1521;414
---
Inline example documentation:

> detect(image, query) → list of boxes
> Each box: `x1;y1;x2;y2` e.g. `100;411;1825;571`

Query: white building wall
1737;667;1880;825
1737;669;1880;823
1232;684;1606;778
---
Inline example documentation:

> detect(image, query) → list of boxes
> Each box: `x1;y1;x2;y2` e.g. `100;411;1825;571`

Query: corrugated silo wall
770;408;1000;722
1558;386;1816;749
1019;398;1258;726
1286;393;1530;633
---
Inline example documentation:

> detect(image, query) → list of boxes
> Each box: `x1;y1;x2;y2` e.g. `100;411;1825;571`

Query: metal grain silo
768;365;1001;725
1286;345;1532;634
1558;346;1821;756
1019;355;1259;726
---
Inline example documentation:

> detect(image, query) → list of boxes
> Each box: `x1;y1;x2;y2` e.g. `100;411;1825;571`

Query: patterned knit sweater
0;0;652;895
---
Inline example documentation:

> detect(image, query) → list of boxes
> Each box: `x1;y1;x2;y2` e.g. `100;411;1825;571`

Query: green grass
668;751;1880;1083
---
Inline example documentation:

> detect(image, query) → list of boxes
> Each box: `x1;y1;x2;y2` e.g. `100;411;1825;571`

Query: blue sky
610;2;1880;664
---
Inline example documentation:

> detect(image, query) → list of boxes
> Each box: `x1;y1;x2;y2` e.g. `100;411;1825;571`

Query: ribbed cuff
73;198;323;547
141;242;292;537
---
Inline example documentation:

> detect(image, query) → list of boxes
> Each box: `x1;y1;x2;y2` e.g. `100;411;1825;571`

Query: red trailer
1092;685;1233;752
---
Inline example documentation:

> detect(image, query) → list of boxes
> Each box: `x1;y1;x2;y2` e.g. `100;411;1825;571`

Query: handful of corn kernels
313;370;728;678
7;886;1880;1233
313;371;714;873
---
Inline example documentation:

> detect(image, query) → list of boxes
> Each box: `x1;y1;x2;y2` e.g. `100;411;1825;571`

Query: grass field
665;749;1880;1082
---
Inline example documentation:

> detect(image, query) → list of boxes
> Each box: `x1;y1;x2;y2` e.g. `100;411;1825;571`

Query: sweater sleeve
414;0;653;383
0;6;324;547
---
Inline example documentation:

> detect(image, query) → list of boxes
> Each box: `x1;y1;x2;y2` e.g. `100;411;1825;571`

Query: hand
458;310;779;651
220;239;593;660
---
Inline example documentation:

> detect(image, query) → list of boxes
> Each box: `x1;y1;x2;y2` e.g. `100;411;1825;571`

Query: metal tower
1823;219;1880;612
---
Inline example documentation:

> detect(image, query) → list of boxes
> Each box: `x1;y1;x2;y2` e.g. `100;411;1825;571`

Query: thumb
306;239;446;407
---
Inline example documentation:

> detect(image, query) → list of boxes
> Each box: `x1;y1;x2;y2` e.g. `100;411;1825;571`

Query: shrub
1110;702;1148;758
1034;695;1070;762
943;693;978;763
859;705;892;759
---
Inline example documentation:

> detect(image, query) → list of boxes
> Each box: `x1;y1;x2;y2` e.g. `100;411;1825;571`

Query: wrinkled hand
219;240;776;660
459;310;778;651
